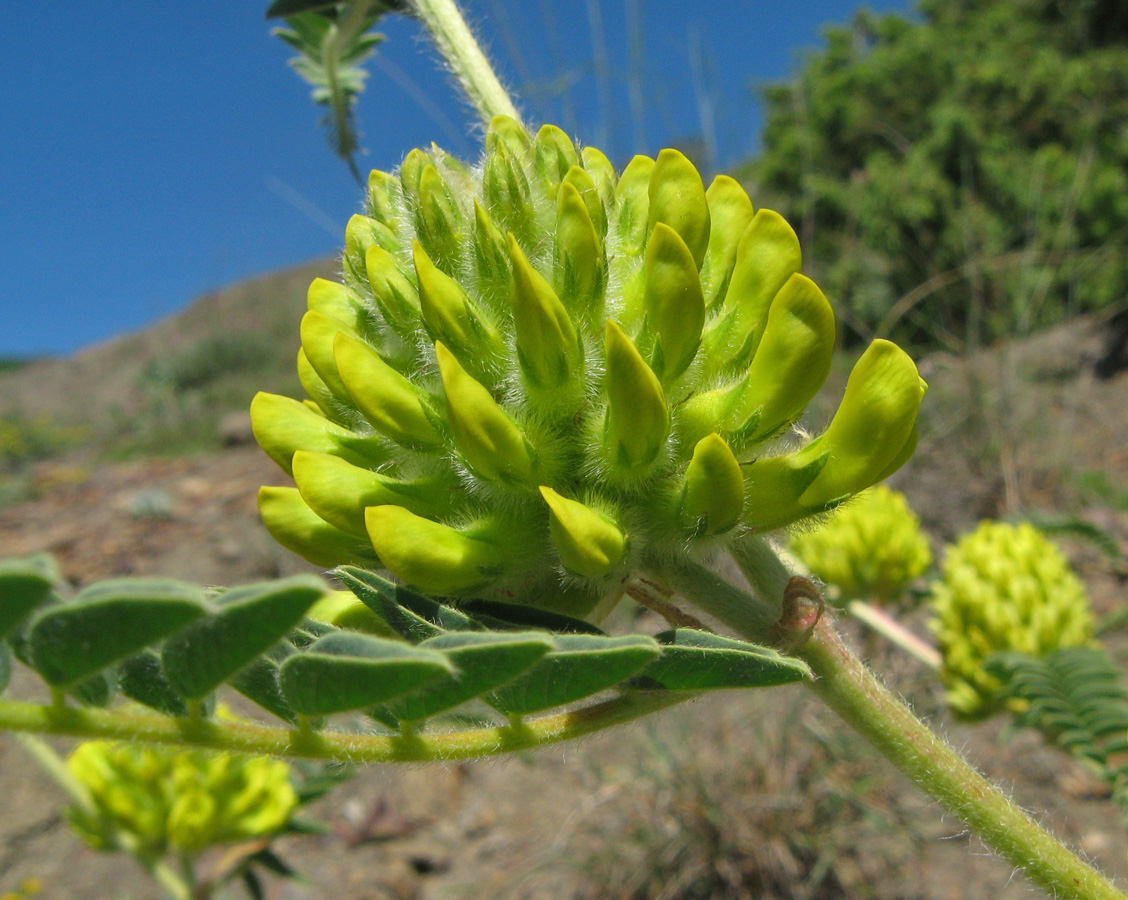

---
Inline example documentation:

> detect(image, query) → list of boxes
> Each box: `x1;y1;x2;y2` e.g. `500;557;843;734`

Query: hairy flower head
252;117;926;617
929;521;1093;719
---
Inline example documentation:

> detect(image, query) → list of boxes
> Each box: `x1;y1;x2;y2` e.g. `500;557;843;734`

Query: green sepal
580;145;617;209
279;632;452;717
509;234;581;392
710;209;802;371
797;340;926;508
539;486;627;577
333;332;444;448
533;124;579;195
603;319;670;473
250;391;389;476
436;341;537;486
381;631;555;724
366;169;400;225
336;565;481;641
700;175;754;310
642;222;705;383
740;450;831;533
364;245;422;338
555;180;606;320
639;630;811;690
413;240;505;377
161;576;327;700
680;434;744;534
27;578;207;687
118;650;195;716
616;155;655;252
228;641;300;724
673;378;748;452
647;148;710;269
293;449;452;537
344;214;399;287
0;554;58;638
727;273;835;444
258;486;381;569
365;506;512;595
489;634;660;715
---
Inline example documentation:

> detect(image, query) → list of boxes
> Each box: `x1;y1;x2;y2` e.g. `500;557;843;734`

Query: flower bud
603;319;669;474
580;145;618;208
726;273;835;444
250;391;388;475
300;309;354;403
643;222;705;383
436;341;537;486
259;486;380;568
413;163;465;270
367;168;400;225
539;486;627;577
700;175;755;310
412;240;505;377
508;234;581;393
334;332;444;448
534;123;579;194
555;180;605;318
365;505;511;594
483;139;534;246
680;434;744;534
344;214;399;287
471;198;512;306
704;209;802;373
647;148;710;269
562;165;608;238
616;154;655;252
364;244;421;339
292;450;453;536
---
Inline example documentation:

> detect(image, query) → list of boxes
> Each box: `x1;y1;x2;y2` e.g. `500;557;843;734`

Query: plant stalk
410;0;522;126
0;690;690;764
668;536;1127;900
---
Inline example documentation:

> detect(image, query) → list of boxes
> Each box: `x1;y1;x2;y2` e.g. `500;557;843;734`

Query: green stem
667;536;1127;900
410;0;522;126
0;690;690;763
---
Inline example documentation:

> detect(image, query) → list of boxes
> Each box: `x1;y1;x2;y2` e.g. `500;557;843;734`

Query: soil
2;310;1127;900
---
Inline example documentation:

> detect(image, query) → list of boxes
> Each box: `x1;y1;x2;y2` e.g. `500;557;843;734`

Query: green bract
929;521;1094;719
252;116;927;617
790;485;931;604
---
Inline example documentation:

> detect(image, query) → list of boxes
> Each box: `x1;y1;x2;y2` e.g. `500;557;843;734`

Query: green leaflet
279;632;452;716
455;598;605;635
228;641;301;725
380;631;555;725
119;650;196;717
0;641;9;695
489;634;660;715
161;576;327;700
27;578;207;687
639;630;811;691
0;554;58;638
335;565;481;640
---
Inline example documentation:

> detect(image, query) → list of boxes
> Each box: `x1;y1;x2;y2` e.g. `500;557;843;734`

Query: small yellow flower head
66;740;297;855
928;521;1094;719
253;117;926;616
790;485;931;604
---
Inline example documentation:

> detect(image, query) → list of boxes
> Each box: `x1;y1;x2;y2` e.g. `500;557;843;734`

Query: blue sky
0;1;911;358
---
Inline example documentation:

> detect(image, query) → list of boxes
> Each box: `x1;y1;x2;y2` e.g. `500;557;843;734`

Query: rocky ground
1;310;1127;899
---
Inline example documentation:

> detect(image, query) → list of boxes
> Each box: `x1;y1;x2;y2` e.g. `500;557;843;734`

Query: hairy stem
667;536;1127;900
410;0;522;126
0;691;690;764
